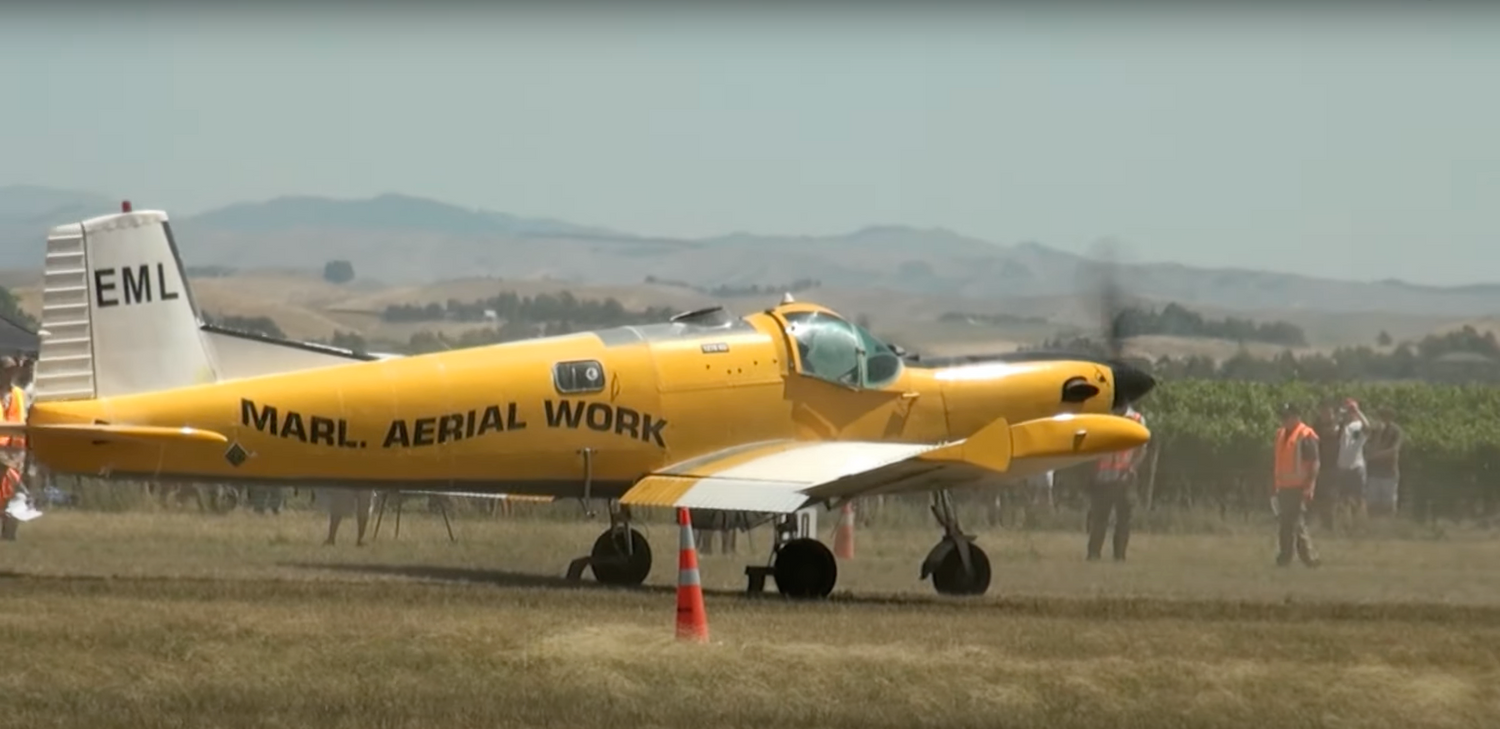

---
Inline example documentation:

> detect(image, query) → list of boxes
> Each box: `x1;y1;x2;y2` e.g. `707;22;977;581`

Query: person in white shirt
1334;398;1370;517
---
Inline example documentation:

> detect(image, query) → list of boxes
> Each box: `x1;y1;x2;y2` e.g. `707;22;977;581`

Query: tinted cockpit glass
783;311;903;389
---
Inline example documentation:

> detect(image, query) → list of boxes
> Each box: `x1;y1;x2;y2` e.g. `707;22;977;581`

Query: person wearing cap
1272;402;1321;567
1333;398;1371;520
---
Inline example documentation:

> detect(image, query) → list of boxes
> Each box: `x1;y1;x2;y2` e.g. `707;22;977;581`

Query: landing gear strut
920;490;992;596
566;500;652;586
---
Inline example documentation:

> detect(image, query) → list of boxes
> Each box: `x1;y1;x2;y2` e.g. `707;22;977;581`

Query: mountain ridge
2;186;1498;319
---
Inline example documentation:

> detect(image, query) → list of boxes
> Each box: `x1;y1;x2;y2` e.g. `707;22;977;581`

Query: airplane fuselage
26;304;1120;496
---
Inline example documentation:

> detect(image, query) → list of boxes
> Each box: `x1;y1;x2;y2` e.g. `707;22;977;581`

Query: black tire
932;540;992;596
590;528;652;586
773;538;838;599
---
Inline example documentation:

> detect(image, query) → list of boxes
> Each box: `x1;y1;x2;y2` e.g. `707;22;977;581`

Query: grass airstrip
3;497;1500;728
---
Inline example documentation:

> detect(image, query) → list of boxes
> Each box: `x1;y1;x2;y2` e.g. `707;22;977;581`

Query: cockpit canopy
781;309;903;389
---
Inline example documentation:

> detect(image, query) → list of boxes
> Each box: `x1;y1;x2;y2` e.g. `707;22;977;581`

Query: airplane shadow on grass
278;560;968;608
277;561;1500;625
281;561;734;598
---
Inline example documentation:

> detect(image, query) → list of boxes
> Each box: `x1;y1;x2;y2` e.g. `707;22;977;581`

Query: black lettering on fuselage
381;403;522;449
241;398;362;448
309;416;336;446
544;399;668;448
614;407;641;440
437;414;464;444
92;263;181;308
545;400;585;429
382;420;409;449
412;417;437;447
280;411;307;442
241;398;277;433
585;402;613;432
641;413;668;448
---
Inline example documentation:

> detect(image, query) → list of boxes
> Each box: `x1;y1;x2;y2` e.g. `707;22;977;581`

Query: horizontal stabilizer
0;422;228;445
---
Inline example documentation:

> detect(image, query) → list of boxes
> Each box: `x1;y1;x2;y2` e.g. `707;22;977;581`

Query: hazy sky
3;5;1498;285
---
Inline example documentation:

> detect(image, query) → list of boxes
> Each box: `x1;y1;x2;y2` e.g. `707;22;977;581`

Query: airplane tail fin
34;205;219;402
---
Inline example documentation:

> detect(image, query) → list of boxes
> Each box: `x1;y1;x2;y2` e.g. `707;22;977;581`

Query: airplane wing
618;412;1147;514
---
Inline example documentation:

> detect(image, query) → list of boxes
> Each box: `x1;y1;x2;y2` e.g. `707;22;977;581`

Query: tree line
381;290;676;327
938;311;1049;326
642;275;821;298
961;303;1308;347
201;311;286;339
1036;324;1500;385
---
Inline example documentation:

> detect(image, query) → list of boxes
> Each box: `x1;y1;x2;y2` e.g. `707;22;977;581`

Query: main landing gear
566;493;990;599
764;512;838;599
920;490;992;596
749;491;991;599
566;500;653;586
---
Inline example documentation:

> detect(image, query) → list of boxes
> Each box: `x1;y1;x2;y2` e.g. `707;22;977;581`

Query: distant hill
5;188;1500;326
0;185;117;268
188;193;627;239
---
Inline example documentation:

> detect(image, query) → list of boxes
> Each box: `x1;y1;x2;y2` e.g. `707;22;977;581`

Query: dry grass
3;506;1500;728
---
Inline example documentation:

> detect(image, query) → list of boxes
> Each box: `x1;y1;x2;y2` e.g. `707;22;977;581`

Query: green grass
3;506;1500;728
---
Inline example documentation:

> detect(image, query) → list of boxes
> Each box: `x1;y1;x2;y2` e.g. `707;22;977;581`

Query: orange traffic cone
676;507;710;643
833;501;855;559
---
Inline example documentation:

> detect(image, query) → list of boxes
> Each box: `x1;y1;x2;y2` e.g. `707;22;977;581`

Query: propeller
1079;238;1154;409
896;237;1155;408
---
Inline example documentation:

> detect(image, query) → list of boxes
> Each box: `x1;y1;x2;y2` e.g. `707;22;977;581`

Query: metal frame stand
371;491;456;543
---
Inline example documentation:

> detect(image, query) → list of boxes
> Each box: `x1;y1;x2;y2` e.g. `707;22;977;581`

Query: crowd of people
978;395;1406;568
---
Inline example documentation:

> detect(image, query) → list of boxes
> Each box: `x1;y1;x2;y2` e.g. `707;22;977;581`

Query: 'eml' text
94;264;181;308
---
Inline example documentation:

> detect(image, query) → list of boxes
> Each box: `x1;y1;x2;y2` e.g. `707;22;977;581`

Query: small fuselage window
554;359;606;394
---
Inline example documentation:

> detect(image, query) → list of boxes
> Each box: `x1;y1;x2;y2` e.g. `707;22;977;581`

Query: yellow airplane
10;205;1154;599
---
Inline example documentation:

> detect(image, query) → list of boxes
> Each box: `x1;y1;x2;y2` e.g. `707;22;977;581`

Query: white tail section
34;210;219;402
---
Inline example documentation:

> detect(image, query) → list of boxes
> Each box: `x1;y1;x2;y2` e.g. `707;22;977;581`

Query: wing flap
620;439;944;512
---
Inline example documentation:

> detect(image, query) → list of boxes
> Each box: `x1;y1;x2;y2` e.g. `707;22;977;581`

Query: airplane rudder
38;207;220;401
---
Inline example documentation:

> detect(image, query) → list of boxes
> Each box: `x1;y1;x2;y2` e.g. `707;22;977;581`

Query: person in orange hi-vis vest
0;450;25;541
1272;402;1322;567
1087;403;1147;561
0;356;27;452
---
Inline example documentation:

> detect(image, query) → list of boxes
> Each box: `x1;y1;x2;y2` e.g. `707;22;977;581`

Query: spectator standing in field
1272;402;1321;567
1334;399;1371;520
1310;399;1342;530
1364;407;1404;516
1087;404;1146;562
1;452;22;540
318;488;373;546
